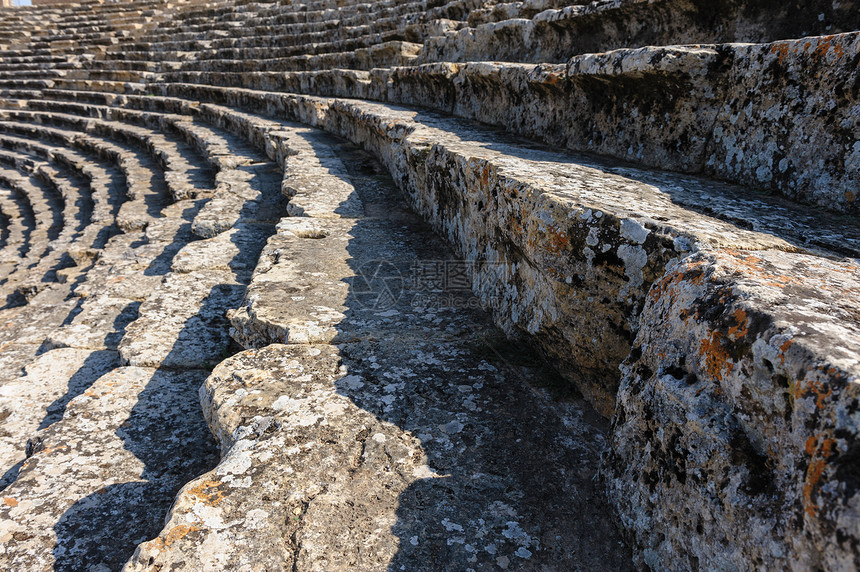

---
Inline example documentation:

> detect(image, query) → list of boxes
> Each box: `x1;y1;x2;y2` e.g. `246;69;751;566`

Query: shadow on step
318;142;633;569
36;302;139;430
44;195;277;570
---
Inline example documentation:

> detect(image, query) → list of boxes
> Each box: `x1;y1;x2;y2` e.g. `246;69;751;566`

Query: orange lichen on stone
187;479;225;506
727;308;749;339
149;524;200;551
770;42;791;64
795;378;834;410
479;163;491;187
3;497;18;507
779;338;794;364
699;331;733;382
803;435;837;518
812;36;845;61
543;225;570;255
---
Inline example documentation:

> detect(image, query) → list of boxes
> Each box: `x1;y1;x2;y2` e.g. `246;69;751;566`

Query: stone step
0;79;55;90
0;107;215;201
124;124;634;572
105;25;414;63
0;284;81;473
112;40;424;72
419;0;860;65
121;87;860;567
148;32;860;215
0;347;121;486
0;364;219;570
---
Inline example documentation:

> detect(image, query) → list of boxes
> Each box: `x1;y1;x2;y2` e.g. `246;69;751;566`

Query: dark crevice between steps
0;204;10;251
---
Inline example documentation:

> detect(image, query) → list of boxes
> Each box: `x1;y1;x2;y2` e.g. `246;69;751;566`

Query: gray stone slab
45;296;140;351
0;366;217;572
126;342;631;571
118;270;245;368
0;348;120;484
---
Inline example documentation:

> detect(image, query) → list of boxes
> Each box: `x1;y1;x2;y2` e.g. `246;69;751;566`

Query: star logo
351;260;403;311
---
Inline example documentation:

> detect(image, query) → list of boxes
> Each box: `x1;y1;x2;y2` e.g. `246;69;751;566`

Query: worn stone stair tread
0;366;218;572
171;221;273;281
0;347;121;485
117;270;246;369
230;215;490;347
44;296;141;351
191;162;284;238
125;340;632;571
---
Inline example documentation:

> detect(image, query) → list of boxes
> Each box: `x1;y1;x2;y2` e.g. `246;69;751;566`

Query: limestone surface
0;0;858;570
606;250;860;571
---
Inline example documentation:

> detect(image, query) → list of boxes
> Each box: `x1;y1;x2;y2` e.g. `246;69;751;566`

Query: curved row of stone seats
94;40;425;73
136;0;439;47
0;101;288;572
141;32;859;215
0;0;190;57
0;118;176;237
71;85;859;570
0;106;216;201
0;131;128;247
0;176;35;269
0;0;857;569
0;60;82;73
0;150;90;296
0;166;59;286
418;0;860;64
0;95;291;240
120;114;634;572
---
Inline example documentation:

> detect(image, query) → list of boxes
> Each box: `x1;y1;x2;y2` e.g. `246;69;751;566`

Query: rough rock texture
126;342;633;571
0;366;218;572
606;250;860;571
125;131;632;571
0;0;859;570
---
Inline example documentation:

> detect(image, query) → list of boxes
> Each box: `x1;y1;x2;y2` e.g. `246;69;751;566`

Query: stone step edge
136;84;860;410
145;32;859;215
